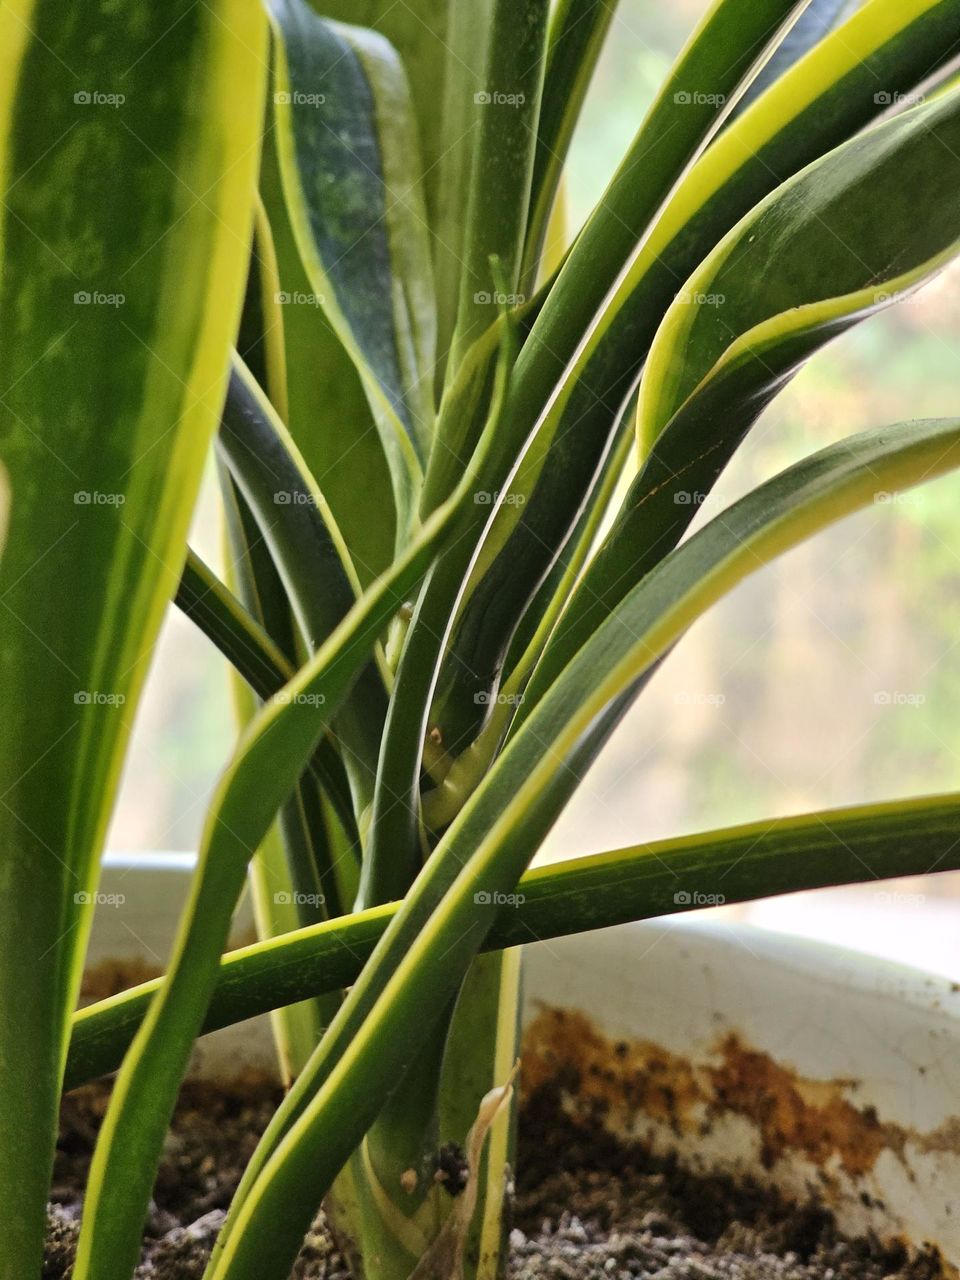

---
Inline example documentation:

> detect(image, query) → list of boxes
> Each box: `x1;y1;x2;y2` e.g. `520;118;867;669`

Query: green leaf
359;314;519;909
428;0;901;749
259;122;396;586
511;0;812;436
493;0;960;613
641;89;960;448
520;0;619;289
68;790;960;1089
203;418;960;1280
268;0;437;536
219;356;389;810
727;0;852;120
315;0;452;230
71;355;507;1279
0;1;266;1272
432;0;496;384
526;85;960;705
447;0;551;370
176;550;294;704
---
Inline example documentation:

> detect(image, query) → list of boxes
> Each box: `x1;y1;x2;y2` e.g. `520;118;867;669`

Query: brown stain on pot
522;1005;960;1179
522;1006;703;1135
707;1032;896;1175
80;956;162;1003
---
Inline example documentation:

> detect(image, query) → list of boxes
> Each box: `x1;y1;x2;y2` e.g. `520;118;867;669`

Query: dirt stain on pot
522;1005;960;1180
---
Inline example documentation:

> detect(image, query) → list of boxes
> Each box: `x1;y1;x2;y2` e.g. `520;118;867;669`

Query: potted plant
3;0;960;1276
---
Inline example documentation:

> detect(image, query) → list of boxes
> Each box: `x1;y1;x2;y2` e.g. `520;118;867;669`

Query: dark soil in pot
44;1078;946;1280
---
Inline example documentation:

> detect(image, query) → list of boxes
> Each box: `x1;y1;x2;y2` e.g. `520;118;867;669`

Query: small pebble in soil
42;1080;948;1280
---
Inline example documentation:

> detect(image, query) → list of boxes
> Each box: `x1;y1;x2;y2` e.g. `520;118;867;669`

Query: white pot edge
85;855;960;1263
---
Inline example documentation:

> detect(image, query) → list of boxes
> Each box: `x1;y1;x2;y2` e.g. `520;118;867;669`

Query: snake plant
3;0;960;1276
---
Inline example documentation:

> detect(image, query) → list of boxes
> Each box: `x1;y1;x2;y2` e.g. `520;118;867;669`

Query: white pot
86;855;960;1264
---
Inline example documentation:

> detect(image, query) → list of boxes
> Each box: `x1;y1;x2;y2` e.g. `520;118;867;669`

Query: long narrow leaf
268;0;436;537
205;417;960;1280
525;85;960;707
72;351;509;1279
68;790;960;1089
0;2;266;1272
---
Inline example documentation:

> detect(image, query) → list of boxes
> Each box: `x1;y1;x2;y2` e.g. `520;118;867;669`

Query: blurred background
106;0;960;976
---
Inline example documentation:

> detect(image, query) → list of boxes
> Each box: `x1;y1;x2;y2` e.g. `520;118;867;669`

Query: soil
44;1078;947;1280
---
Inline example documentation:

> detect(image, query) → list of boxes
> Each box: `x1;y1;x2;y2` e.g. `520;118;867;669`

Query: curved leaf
268;0;436;536
447;0;550;371
67;789;960;1089
72;353;508;1279
176;549;358;847
219;357;389;807
204;418;960;1280
427;0;950;749
520;0;619;290
315;0;452;228
432;0;496;384
728;0;853;120
525;85;960;705
640;88;960;447
259;121;396;586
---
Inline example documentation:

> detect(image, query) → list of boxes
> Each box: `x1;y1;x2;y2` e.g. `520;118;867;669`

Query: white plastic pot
85;855;960;1264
